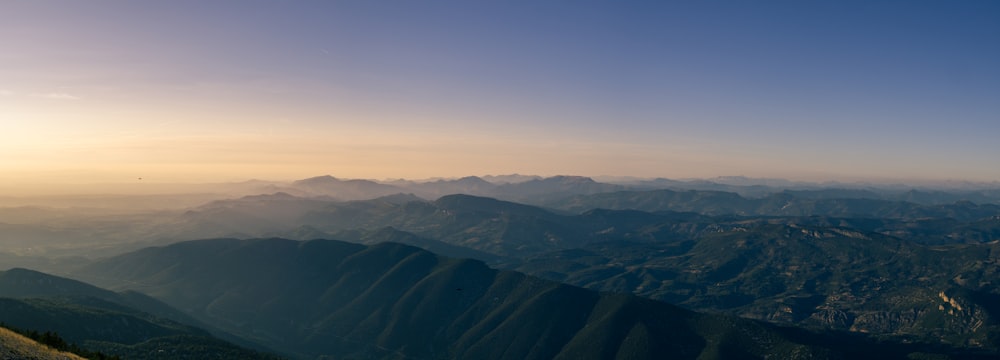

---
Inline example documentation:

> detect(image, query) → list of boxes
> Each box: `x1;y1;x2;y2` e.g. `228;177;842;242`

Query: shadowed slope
0;267;280;359
74;237;947;359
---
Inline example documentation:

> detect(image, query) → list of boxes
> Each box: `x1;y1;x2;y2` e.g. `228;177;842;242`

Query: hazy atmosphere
3;3;1000;358
2;0;998;189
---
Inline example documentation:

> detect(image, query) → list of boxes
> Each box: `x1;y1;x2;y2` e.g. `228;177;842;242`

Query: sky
1;0;998;188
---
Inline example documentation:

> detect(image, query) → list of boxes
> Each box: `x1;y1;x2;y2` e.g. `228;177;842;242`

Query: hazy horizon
3;1;998;188
1;172;998;198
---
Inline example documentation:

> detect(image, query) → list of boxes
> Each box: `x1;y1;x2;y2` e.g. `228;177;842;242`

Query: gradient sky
1;1;998;187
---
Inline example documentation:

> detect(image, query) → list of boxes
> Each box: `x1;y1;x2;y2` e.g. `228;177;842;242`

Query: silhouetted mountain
72;237;980;360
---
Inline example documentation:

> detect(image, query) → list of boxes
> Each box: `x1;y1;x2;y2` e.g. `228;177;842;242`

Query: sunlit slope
0;326;86;360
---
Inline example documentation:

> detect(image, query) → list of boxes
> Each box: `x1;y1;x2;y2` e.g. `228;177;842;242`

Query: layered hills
148;193;1000;354
4;174;1000;358
71;237;967;360
5;174;1000;263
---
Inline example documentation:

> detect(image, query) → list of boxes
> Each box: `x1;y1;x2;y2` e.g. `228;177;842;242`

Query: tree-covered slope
74;237;989;360
514;223;1000;351
0;268;279;359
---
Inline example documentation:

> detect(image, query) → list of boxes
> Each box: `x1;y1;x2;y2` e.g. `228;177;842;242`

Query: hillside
0;268;279;359
514;223;1000;351
73;237;984;359
0;326;87;360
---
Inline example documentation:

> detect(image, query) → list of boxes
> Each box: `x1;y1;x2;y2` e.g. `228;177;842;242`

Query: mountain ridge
73;237;965;359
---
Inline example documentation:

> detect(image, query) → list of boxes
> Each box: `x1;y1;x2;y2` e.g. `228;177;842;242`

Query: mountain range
118;192;1000;354
2;174;1000;358
73;237;991;359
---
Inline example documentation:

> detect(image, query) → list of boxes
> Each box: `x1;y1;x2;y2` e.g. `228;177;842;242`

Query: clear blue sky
1;0;998;185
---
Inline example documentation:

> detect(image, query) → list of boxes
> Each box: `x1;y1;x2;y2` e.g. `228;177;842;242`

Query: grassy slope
0;326;86;360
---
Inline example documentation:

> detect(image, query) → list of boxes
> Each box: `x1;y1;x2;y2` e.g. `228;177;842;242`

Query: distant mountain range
264;174;625;203
223;174;1000;205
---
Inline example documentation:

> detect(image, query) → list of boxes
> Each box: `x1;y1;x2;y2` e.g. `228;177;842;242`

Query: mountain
0;268;278;359
0;267;194;323
493;175;626;203
71;237;970;360
480;174;543;184
396;176;499;199
163;192;338;240
289;175;406;200
290;194;597;257
329;227;504;263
